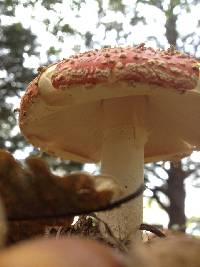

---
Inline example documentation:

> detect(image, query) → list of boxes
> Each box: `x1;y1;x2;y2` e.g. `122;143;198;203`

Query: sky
2;0;200;233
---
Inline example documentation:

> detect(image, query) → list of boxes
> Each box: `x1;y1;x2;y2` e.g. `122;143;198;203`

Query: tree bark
167;162;186;232
165;0;178;46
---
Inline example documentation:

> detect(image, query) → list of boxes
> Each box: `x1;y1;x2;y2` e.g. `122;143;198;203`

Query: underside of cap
20;83;200;163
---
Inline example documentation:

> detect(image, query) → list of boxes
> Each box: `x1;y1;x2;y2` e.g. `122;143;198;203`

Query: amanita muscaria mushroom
19;44;200;242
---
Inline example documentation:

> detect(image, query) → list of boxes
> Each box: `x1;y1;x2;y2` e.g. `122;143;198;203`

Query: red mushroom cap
52;45;198;91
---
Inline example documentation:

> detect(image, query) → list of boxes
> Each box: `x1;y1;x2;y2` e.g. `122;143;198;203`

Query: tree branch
152;190;169;213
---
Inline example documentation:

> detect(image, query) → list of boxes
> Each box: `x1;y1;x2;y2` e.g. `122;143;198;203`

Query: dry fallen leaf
0;150;120;220
0;150;121;244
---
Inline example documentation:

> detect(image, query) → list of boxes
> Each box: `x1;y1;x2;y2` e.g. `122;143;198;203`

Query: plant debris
46;215;129;253
140;224;166;238
0;150;120;220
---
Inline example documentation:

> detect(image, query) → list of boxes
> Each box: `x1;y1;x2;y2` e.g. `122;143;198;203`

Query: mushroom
19;45;200;242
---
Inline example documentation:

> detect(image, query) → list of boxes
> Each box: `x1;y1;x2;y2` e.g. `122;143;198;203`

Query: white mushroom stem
99;96;148;242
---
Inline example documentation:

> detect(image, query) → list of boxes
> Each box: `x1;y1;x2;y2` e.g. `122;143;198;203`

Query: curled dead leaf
0;150;120;220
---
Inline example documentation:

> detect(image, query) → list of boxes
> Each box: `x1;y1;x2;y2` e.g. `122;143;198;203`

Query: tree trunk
164;0;186;232
165;0;178;46
167;162;186;232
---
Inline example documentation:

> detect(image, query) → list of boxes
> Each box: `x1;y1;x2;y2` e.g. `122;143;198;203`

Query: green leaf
47;46;61;56
61;24;75;35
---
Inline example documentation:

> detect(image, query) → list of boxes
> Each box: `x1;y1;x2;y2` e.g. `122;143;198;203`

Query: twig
140;223;166;238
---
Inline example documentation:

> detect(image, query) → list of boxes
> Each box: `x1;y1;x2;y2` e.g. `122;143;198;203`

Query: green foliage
0;0;19;16
52;22;76;36
1;23;37;58
0;22;37;153
61;24;75;34
71;0;86;11
109;0;125;13
41;0;62;10
47;46;61;57
130;14;146;26
136;0;164;10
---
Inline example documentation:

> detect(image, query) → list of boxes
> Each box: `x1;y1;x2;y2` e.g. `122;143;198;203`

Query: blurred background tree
0;0;200;233
0;4;36;153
